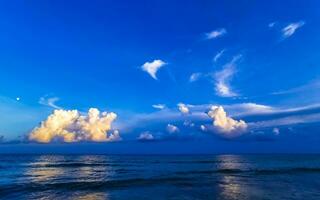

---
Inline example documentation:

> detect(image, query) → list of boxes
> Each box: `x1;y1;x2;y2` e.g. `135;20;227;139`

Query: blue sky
1;0;320;153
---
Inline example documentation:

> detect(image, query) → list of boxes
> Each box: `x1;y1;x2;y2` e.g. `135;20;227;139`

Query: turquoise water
1;154;320;199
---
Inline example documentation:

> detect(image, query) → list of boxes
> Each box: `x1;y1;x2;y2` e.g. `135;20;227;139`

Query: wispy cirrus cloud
282;21;305;38
271;80;320;95
213;55;242;97
213;49;225;62
268;21;277;28
39;96;61;109
141;59;166;80
205;28;227;39
189;73;202;82
250;113;320;130
152;104;166;110
224;103;274;117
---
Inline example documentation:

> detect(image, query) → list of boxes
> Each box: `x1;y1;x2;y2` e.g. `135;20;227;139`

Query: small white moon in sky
16;97;20;101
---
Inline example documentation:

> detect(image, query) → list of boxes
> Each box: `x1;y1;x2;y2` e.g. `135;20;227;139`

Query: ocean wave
0;176;194;196
253;167;320;175
27;163;131;168
175;167;320;175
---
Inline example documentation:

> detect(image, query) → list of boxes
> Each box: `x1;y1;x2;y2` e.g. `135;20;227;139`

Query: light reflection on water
1;154;320;199
216;155;246;200
24;155;65;183
72;192;109;200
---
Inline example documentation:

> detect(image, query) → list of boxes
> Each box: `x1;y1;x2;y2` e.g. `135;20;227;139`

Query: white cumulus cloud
282;21;305;38
29;108;120;143
206;28;227;39
166;124;179;133
141;59;166;80
207;106;247;136
177;103;190;114
138;132;154;141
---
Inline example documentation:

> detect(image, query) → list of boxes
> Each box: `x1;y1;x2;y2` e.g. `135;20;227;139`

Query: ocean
0;154;320;199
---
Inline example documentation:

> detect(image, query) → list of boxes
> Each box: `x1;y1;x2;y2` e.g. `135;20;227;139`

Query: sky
1;0;320;153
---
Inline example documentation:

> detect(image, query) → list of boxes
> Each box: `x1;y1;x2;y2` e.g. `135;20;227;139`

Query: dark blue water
1;155;320;199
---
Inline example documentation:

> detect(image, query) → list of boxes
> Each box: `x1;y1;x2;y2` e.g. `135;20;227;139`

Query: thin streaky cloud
189;73;202;82
152;104;166;110
39;96;61;109
205;28;227;39
213;49;225;62
214;55;242;97
282;21;305;38
271;80;320;95
268;21;277;28
250;113;320;129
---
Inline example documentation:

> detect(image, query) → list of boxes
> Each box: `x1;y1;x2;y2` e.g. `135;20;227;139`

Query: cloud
141;59;166;79
109;129;121;141
206;28;227;39
273;127;280;135
29;108;120;143
39;96;61;109
250;113;320;129
115;107;207;133
214;55;241;97
282;21;305;38
207;106;247;136
224;103;274;117
152;104;166;110
189;73;202;82
271;80;320;95
177;103;190;114
214;49;225;62
166;124;179;133
138;132;154;141
183;120;195;127
200;125;207;132
268;22;276;28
